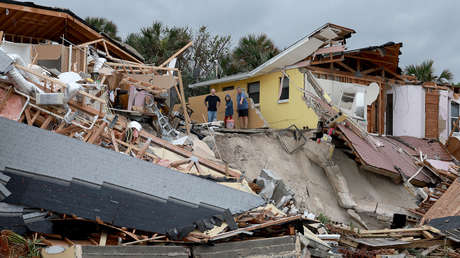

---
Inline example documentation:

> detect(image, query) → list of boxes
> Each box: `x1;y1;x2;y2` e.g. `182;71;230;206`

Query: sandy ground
214;132;418;228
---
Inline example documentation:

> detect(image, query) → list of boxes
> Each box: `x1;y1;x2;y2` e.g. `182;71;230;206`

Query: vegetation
404;59;453;84
2;230;41;257
85;17;121;41
317;213;331;225
229;34;280;73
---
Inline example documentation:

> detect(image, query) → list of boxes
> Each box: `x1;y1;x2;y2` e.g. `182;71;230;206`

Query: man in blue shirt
204;89;221;122
236;87;249;128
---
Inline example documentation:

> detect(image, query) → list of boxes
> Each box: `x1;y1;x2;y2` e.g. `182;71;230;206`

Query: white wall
392;85;425;138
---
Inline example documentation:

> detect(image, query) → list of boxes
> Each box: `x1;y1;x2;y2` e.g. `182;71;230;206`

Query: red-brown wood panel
425;90;439;139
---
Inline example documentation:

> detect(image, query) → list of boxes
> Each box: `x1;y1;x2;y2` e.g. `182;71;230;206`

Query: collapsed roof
0;0;144;62
0;117;264;235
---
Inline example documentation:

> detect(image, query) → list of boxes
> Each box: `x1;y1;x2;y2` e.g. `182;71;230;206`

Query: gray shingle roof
0;117;264;234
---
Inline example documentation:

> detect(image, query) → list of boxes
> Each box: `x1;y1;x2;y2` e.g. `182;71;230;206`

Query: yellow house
189;24;356;129
189;23;404;132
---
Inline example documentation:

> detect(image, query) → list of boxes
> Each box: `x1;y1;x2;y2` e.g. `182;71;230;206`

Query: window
353;92;365;119
223;86;234;91
279;76;289;101
248;81;260;104
340;91;355;111
451;102;459;132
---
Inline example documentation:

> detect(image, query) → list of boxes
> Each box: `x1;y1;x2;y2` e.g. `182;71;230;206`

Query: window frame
279;76;290;102
222;86;234;91
451;101;460;133
247;81;260;104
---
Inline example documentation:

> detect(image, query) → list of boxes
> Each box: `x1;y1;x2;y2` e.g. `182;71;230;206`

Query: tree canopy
404;59;453;84
231;34;279;73
85;17;121;41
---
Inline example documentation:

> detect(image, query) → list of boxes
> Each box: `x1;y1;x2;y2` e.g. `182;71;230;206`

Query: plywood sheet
446;136;460;161
423;179;460;222
186;89;267;129
130;74;176;89
33;45;62;60
425;91;439;139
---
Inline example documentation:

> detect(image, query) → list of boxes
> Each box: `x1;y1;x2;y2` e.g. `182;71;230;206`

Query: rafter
336;61;355;73
0;10;27;30
361;66;383;75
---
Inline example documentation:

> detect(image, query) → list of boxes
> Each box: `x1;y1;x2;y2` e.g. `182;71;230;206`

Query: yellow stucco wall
210;69;319;129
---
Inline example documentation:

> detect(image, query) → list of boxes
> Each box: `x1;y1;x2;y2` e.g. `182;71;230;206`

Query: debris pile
0;1;460;257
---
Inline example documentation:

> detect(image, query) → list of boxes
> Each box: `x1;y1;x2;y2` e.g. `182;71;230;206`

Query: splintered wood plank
0;86;13;112
111;130;119;152
40;115;53;129
136;138;152;158
30;110;40;125
24;106;32;125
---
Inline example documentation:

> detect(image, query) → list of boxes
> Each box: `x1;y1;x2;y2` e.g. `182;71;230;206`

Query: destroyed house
0;0;144;67
189;23;458;142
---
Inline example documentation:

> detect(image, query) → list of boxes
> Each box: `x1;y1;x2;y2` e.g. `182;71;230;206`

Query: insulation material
184;89;268;129
0;41;32;65
0;88;24;121
392;85;425;138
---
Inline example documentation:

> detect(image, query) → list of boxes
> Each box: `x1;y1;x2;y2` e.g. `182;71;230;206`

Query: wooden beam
24;107;32;125
361;66;382;75
110;130;119;152
87;122;107;144
383;67;405;81
346;55;395;65
139;129;241;178
178;71;191;135
210;215;302;240
40;115;53;129
136;138;152;159
336;61;355;73
159;41;192;67
0;10;27;30
310;56;344;65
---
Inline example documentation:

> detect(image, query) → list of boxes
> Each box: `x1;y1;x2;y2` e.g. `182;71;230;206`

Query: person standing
224;94;234;128
236;87;249;129
204;88;221;122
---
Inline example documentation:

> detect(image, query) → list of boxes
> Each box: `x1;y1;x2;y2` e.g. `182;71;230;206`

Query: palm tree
85;17;121;41
404;59;453;84
125;21;191;65
231;34;279;73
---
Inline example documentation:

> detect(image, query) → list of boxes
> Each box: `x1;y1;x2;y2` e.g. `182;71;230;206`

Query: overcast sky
31;0;460;81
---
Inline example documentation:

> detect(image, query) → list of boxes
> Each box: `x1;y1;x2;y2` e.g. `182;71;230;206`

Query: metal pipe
13;89;98;131
68;45;72;72
12;87;30;121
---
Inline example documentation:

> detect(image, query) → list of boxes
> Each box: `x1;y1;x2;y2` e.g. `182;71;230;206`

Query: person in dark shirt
204;89;221;122
224;94;234;127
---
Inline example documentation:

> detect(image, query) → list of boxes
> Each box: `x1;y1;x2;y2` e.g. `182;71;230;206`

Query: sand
213;131;418;228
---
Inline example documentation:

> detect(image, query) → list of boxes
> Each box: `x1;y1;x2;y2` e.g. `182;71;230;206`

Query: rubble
0;1;459;257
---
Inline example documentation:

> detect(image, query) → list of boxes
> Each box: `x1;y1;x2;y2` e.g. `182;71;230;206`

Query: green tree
404;59;453;84
125;21;191;66
85;17;121;41
183;26;232;97
229;33;280;74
